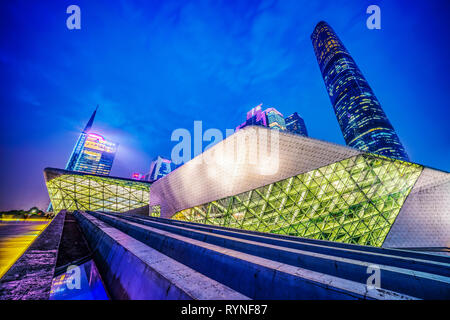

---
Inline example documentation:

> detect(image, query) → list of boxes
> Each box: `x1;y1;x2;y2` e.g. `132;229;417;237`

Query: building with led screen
44;168;151;213
71;133;118;175
149;126;449;249
65;107;118;176
311;21;409;161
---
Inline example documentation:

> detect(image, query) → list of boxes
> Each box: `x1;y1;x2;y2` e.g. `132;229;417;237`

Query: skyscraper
285;112;308;136
145;156;172;182
48;107;118;211
236;104;288;132
311;21;409;161
65;107;118;175
236;103;268;130
265;108;286;131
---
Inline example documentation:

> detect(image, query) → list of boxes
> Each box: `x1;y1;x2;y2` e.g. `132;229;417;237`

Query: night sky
1;0;449;211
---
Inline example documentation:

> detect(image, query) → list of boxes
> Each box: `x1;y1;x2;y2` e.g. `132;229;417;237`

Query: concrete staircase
73;210;450;300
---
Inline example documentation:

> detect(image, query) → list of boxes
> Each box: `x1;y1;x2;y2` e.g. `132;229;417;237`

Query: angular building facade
311;21;409;161
149;126;449;249
172;154;420;246
44;168;150;213
285;112;308;136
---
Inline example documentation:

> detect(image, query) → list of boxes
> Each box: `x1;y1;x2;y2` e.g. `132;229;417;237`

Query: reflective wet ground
50;259;109;300
0;220;49;278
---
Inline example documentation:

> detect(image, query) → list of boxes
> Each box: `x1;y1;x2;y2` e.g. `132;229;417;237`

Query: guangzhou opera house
44;168;151;214
44;126;450;250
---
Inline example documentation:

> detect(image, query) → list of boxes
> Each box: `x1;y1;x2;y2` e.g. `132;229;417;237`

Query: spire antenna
82;105;98;133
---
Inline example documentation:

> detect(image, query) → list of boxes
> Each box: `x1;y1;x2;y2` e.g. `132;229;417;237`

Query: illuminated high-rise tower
265;108;286;131
48;107;118;211
285;112;308;136
65;106;118;175
236;104;286;131
311;21;409;161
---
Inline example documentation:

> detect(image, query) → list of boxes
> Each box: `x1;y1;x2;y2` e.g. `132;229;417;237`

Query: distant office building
236;104;288;132
236;103;268;130
285;112;308;136
265;108;286;131
311;21;409;161
65;107;118;176
145;156;172;182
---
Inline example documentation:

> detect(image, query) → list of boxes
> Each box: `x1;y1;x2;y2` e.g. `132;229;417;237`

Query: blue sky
0;0;449;210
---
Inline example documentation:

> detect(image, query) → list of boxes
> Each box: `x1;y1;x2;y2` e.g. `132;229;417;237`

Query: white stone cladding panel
382;168;450;249
150;126;361;218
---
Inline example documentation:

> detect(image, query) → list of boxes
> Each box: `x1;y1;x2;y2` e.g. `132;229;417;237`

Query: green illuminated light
47;174;150;213
173;154;422;247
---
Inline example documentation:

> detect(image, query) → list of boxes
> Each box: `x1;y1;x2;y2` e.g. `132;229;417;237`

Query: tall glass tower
49;107;117;211
65;107;118;175
311;21;409;161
